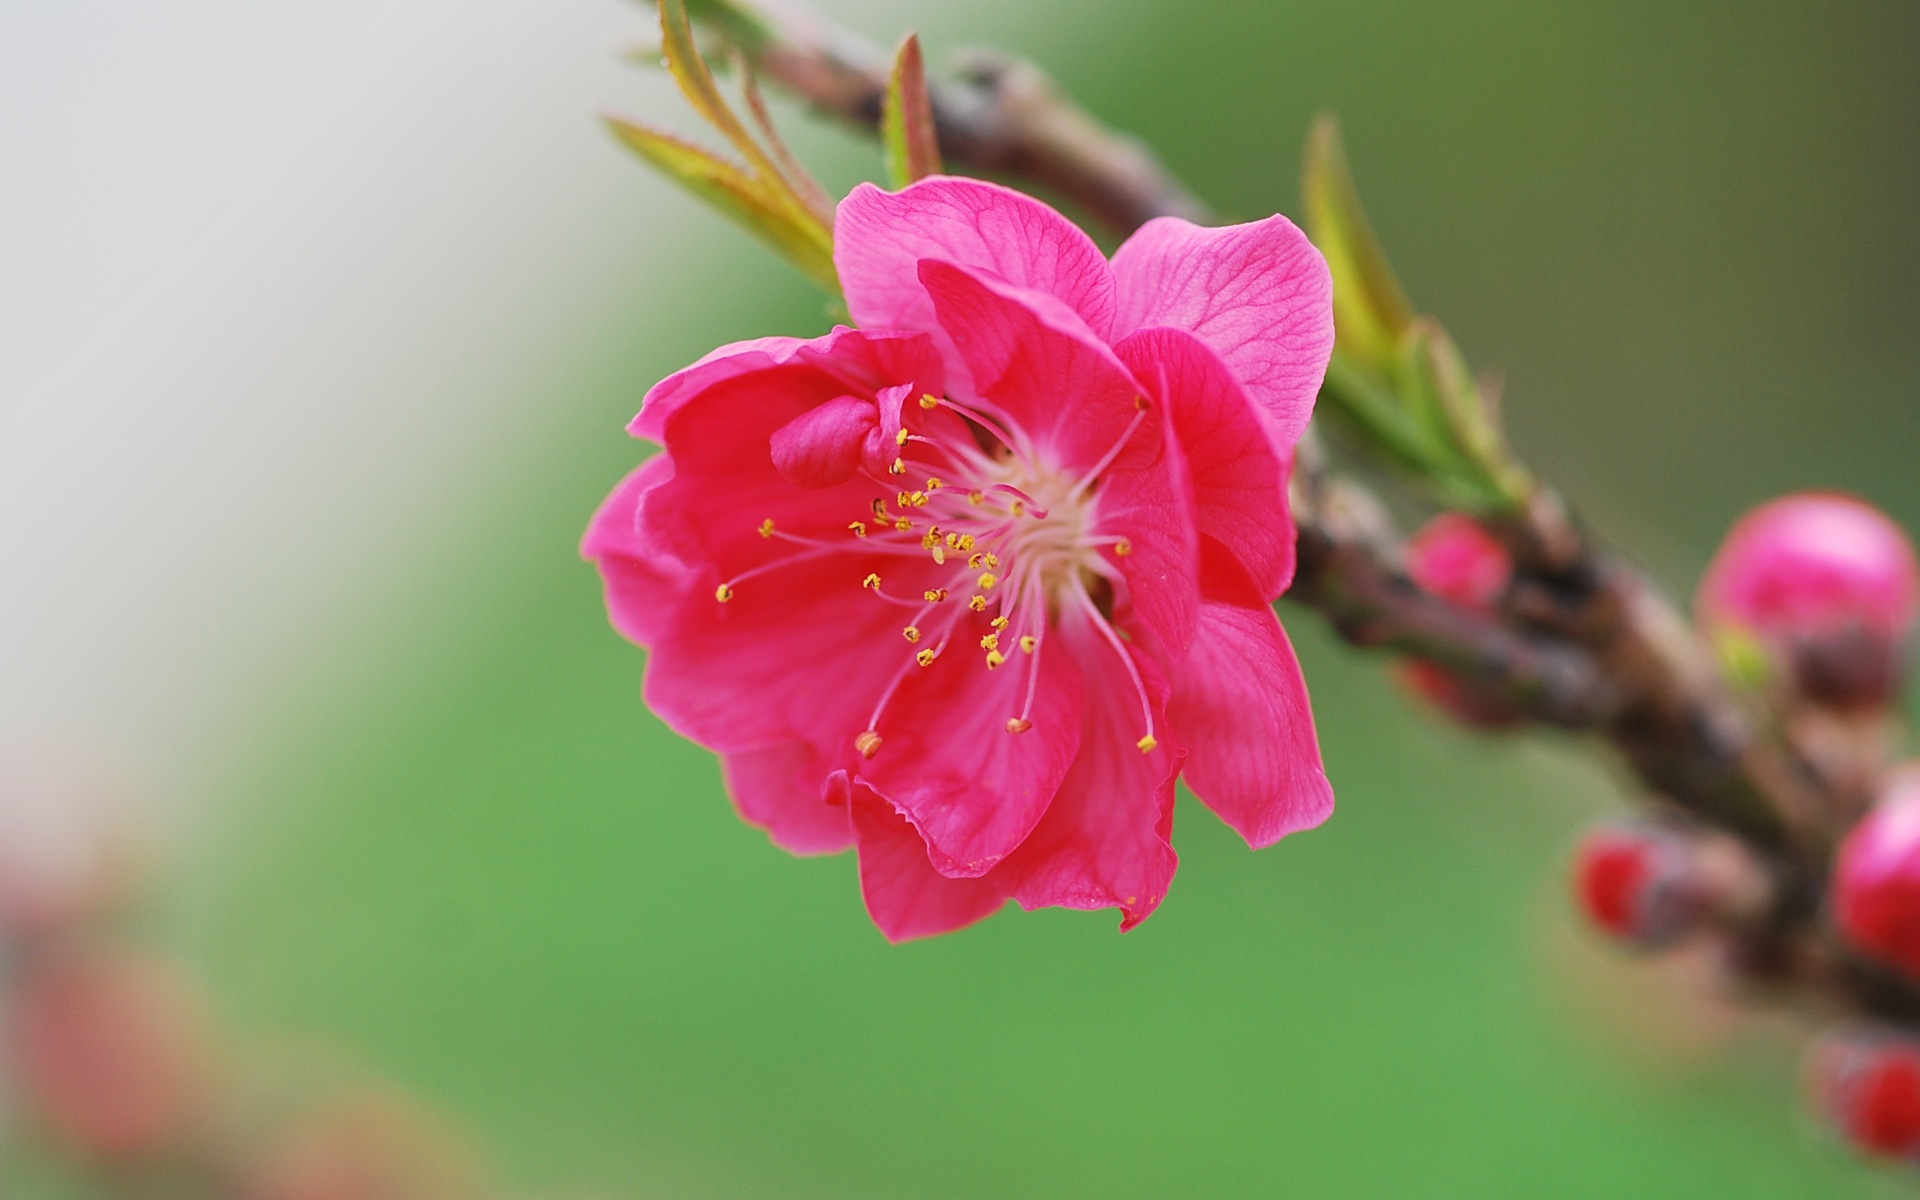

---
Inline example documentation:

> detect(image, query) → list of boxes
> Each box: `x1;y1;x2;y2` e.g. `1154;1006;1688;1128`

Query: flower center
719;392;1154;759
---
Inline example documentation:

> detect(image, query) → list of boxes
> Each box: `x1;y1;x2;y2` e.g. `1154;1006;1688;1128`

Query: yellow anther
990;616;1009;630
968;553;984;570
978;572;998;590
848;521;868;538
895;427;910;446
898;491;912;508
945;533;962;548
926;477;944;490
968;491;985;505
924;588;949;602
862;573;882;590
855;731;883;758
1005;717;1033;734
757;518;775;538
903;626;921;643
918;392;939;410
1114;539;1133;558
889;458;907;476
1010;500;1026;517
985;649;1007;670
1136;734;1157;754
872;499;889;519
908;491;928;507
1019;635;1038;654
983;552;1000;569
916;648;936;667
957;535;975;551
714;583;734;603
932;546;946;565
968;595;988;612
893;518;912;531
980;634;1000;651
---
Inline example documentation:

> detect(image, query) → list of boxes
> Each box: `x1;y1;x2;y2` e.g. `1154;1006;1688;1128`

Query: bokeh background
4;0;1918;1195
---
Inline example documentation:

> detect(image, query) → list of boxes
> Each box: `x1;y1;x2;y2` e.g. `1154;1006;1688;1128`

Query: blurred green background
15;0;1916;1195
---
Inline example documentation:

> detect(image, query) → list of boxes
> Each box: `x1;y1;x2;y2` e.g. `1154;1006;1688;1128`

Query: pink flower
585;177;1335;939
1698;492;1919;707
1834;766;1920;979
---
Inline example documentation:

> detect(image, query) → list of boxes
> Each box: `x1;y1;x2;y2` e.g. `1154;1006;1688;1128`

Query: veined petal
855;623;1083;877
1006;607;1182;930
722;742;852;855
1116;326;1297;601
1168;588;1333;849
835;177;1116;342
844;776;1013;942
915;259;1150;475
1110;215;1334;443
582;454;696;647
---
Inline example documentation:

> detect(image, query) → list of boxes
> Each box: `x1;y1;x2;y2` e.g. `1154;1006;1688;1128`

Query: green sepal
604;116;838;292
882;33;942;189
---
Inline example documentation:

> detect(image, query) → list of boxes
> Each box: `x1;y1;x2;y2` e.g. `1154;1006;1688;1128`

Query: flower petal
855;618;1083;876
915;259;1150;475
835;177;1116;343
842;775;1012;942
1115;326;1296;601
1167;588;1333;849
582;454;696;647
721;742;852;855
769;394;879;490
1110;215;1333;443
1005;607;1182;930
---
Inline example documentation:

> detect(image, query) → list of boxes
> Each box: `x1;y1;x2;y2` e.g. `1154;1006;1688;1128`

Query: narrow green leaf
658;0;787;186
604;116;839;291
1303;116;1414;377
882;33;942;189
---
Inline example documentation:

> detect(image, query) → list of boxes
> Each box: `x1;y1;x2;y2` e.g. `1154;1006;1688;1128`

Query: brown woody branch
680;0;1909;1020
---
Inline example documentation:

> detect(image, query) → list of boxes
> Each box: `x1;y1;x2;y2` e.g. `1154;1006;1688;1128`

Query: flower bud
1834;768;1920;978
1807;1030;1920;1160
1395;514;1519;727
1698;492;1919;709
1405;513;1513;611
1571;822;1705;948
4;951;214;1159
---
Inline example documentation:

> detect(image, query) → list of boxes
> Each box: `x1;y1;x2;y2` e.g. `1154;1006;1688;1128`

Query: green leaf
881;33;942;189
604;116;838;291
1303;116;1414;379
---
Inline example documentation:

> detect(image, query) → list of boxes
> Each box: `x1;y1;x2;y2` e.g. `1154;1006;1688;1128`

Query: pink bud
1807;1030;1920;1159
1571;823;1704;948
1698;492;1919;707
1834;769;1920;978
5;951;213;1159
1396;514;1519;728
1405;513;1513;612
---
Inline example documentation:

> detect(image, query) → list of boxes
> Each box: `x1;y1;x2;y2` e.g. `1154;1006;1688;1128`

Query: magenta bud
1834;769;1920;979
1571;823;1705;948
1807;1030;1920;1160
1396;514;1520;728
1698;492;1919;708
1405;513;1513;613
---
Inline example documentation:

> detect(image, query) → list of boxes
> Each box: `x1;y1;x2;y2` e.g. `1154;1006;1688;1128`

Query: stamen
895;427;910;446
757;518;775;538
916;648;936;667
1019;635;1037;653
903;626;920;643
980;634;1000;651
1136;735;1157;754
978;572;999;590
926;477;944;490
991;616;1010;631
985;649;1007;669
889;459;907;476
968;595;988;612
1114;539;1133;558
1006;718;1032;734
1075;588;1158;751
918;393;940;410
714;584;734;603
924;588;949;602
849;521;868;537
862;573;882;590
855;731;883;758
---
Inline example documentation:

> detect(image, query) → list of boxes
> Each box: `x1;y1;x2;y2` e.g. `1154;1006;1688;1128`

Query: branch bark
678;0;1908;1020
